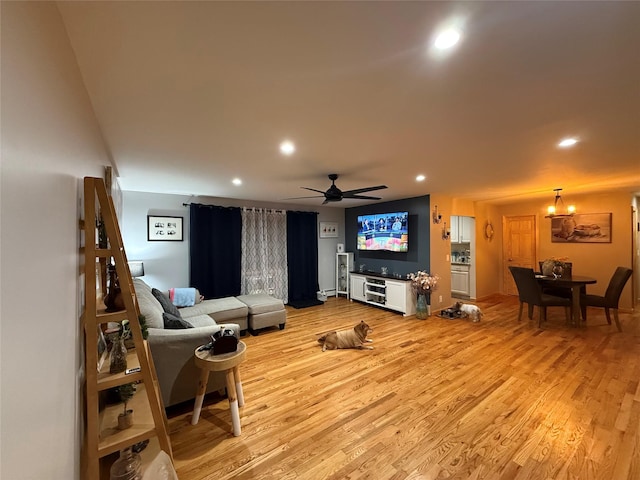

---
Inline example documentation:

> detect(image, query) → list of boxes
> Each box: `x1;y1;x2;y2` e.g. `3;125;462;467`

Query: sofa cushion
181;297;248;322
163;312;194;329
184;314;217;329
133;279;164;329
152;288;181;318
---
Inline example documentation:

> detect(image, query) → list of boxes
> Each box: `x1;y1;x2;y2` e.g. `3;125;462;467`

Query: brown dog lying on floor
317;320;374;351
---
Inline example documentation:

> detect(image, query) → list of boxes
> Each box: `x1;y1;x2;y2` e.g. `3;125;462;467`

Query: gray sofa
133;278;248;407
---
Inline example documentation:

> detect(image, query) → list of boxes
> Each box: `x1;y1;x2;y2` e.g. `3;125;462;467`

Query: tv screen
357;212;408;252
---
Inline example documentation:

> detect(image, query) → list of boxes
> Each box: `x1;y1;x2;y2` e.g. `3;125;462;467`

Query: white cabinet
350;274;366;302
451;264;470;296
350;273;415;316
385;279;416;315
336;252;354;298
460;217;472;243
450;216;458;243
451;216;473;243
365;278;386;305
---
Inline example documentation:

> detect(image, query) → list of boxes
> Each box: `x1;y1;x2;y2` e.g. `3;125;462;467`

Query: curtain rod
242;207;286;213
183;202;287;214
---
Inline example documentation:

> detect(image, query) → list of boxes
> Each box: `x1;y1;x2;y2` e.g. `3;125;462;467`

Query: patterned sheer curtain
241;208;288;302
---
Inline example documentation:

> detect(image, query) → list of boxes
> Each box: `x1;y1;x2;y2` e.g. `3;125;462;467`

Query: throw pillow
162;312;194;329
152;288;181;318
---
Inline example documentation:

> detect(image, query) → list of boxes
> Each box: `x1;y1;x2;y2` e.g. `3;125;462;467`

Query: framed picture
319;221;338;238
551;213;612;243
148;215;183;241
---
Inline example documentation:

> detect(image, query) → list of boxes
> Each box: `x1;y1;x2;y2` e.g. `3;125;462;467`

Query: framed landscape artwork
148;215;184;241
551;213;612;243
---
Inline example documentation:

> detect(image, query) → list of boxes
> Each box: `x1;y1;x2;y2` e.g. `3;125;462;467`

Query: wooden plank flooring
166;295;640;479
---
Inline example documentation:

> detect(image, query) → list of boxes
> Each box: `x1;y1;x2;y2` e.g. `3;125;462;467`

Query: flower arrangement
541;256;570;275
407;271;440;295
549;256;570;267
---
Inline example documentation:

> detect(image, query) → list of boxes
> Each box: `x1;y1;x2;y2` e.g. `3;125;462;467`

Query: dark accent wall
345;195;430;277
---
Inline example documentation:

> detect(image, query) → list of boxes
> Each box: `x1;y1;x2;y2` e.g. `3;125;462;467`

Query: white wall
1;3;112;479
121;191;345;294
121;192;192;290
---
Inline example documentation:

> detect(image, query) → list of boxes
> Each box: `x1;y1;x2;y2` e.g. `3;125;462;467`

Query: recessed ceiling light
280;140;295;156
232;178;242;186
434;29;461;50
416;174;426;182
558;138;578;148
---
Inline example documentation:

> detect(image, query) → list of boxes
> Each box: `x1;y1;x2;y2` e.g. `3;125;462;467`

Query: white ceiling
58;1;640;207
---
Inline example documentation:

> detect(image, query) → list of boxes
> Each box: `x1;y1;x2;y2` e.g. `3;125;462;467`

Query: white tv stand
350;272;416;316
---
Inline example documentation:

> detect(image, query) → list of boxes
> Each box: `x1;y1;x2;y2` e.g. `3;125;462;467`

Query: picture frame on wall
319;221;338;238
551;213;612;243
148;215;184;241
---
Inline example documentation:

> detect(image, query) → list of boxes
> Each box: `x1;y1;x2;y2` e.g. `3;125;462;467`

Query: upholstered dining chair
509;266;572;327
580;266;632;332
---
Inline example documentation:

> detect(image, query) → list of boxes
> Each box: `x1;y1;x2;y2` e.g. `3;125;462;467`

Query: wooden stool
192;341;247;436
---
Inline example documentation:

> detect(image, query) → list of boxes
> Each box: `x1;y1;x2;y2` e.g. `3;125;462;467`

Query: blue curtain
189;204;241;299
286;211;319;304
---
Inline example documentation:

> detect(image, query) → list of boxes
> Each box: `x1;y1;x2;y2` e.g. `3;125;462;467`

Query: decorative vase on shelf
109;337;128;374
109;447;142;480
104;264;125;312
416;293;429;319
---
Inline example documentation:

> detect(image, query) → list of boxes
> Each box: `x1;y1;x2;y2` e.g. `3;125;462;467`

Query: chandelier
544;188;576;218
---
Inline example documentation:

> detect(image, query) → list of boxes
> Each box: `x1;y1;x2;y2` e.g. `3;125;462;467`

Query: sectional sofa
133;278;249;407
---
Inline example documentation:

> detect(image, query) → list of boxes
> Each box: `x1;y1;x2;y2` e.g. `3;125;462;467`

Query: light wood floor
167;295;640;480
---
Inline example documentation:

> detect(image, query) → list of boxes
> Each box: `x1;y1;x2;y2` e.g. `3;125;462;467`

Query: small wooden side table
192;341;247;436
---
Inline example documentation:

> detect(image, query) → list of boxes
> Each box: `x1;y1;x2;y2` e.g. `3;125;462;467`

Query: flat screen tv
357;212;408;252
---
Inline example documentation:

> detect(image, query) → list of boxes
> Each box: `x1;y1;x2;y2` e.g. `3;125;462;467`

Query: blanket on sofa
169;287;197;307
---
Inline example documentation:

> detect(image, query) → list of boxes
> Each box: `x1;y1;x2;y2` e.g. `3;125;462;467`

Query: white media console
350;272;416;316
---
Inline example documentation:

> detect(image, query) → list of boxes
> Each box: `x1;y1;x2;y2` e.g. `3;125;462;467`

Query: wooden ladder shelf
81;176;172;478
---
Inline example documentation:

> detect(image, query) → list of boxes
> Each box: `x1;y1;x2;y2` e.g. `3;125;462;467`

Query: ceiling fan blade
301;187;327;194
284;195;325;200
297;175;386;204
341;185;388;195
342;194;383;200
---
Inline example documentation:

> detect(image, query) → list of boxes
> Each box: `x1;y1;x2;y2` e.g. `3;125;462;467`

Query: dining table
536;274;597;326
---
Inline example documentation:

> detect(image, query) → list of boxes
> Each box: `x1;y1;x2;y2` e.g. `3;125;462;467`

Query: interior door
503;215;536;295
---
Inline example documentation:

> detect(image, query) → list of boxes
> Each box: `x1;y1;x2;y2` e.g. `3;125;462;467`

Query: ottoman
236;294;287;334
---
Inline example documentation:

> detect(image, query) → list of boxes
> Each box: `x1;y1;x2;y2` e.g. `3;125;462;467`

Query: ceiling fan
289;174;387;205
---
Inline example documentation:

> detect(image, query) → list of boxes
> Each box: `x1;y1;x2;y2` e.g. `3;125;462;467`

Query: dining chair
580;266;632;332
509;266;572;327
